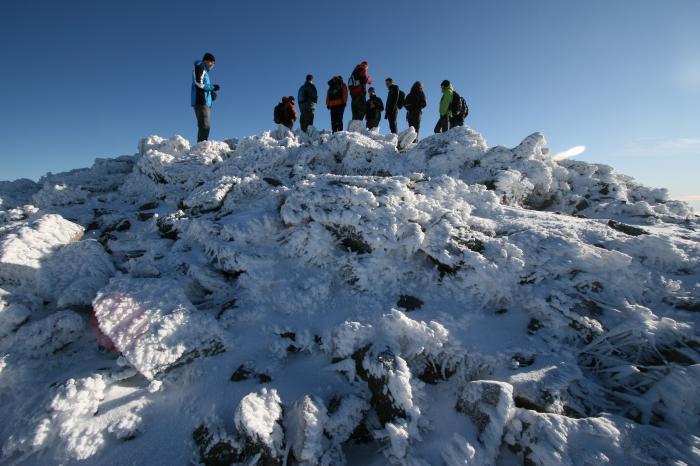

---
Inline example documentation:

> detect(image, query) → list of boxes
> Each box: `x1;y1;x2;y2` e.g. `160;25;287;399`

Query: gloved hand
212;84;220;92
212;92;218;101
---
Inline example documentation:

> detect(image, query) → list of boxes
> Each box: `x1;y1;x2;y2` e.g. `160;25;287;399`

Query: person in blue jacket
191;53;220;142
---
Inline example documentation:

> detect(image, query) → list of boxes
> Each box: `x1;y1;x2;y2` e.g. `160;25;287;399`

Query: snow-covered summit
0;124;698;465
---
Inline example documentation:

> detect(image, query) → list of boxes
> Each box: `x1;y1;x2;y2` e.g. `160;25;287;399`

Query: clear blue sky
1;0;698;210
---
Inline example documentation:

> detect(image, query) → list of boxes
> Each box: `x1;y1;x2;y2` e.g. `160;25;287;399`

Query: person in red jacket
326;76;348;132
347;61;372;122
274;96;298;130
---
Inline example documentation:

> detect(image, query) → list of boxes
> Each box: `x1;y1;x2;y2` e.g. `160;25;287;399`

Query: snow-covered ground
0;123;698;465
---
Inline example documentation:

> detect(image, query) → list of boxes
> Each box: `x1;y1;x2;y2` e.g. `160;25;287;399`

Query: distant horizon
1;0;698;212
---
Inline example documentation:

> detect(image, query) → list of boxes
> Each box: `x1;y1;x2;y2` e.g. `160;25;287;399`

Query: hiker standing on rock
348;61;372;122
297;74;318;132
434;80;453;134
365;87;384;130
404;81;426;141
384;78;401;134
326;76;348;133
191;53;220;142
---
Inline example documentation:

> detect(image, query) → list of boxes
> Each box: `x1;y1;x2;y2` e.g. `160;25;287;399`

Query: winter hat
203;52;216;62
361;61;368;67
368;87;375;93
289;96;295;101
441;80;450;88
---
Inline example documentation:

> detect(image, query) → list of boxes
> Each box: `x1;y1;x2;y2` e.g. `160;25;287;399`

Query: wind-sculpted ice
0;124;697;465
92;277;224;380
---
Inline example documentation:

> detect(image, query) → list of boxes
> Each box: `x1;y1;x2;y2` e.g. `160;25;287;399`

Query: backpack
397;90;406;109
348;67;362;89
450;91;468;118
328;82;343;101
274;103;284;124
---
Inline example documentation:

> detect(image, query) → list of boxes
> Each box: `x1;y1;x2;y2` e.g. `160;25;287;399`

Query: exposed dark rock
138;201;159;211
156;213;183;240
418;358;457;384
137;212;155;221
193;424;240;466
349;423;373;444
86;220;101;231
572;298;604;317
230;364;272;383
231;365;253;382
263;177;284;187
351;345;407;425
327;225;372;254
675;300;700;313
397;295;423;311
527;318;543;334
495;308;508;315
575;199;589;211
607;220;648;236
511;353;535;368
113;219;131;232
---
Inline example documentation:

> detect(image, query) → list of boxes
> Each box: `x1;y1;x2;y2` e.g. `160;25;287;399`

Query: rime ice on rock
0;124;698;465
93;277;224;379
0;214;84;288
234;388;285;464
36;239;115;308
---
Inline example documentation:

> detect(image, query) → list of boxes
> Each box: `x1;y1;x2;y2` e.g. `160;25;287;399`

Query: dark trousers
330;105;345;132
350;93;366;120
194;105;211;142
386;111;398;134
282;121;294;130
366;118;380;129
407;111;421;135
450;116;464;128
300;109;314;132
434;114;449;134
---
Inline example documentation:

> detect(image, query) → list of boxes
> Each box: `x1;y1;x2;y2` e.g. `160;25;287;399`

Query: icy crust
36;239;115;308
92;277;224;379
0;214;84;288
505;409;700;466
0;125;698;465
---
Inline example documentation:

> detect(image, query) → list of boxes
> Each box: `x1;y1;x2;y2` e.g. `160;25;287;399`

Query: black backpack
450;91;468;118
328;82;342;101
397;90;406;109
348;67;362;89
274;103;284;124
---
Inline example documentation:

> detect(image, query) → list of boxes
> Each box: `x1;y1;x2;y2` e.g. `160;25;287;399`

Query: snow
92;277;224;380
0;124;698;465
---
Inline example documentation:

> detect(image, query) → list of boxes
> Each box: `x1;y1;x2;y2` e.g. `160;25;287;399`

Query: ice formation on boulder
0;123;697;465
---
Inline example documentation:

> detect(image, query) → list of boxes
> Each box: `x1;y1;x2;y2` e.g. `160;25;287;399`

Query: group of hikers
191;54;469;143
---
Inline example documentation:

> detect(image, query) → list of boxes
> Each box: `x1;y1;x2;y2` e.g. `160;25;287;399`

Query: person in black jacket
365;87;384;130
326;76;348;133
384;78;400;134
404;81;427;141
297;74;318;132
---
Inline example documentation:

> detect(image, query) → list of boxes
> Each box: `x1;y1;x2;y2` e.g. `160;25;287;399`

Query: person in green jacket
434;80;454;133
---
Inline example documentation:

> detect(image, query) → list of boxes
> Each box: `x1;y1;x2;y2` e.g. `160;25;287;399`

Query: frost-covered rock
36;239;115;308
447;381;514;465
0;310;84;359
93;277;224;379
286;395;329;465
234;388;285;464
0;214;84;288
0;124;698;465
505;409;700;466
